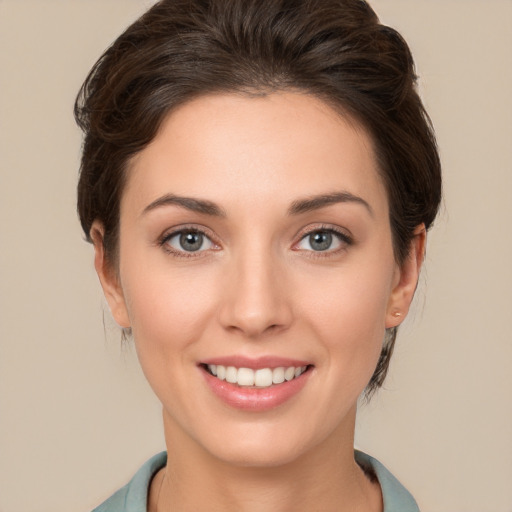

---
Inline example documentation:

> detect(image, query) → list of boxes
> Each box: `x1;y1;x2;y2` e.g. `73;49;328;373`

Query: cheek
313;284;387;356
119;257;220;374
296;255;394;373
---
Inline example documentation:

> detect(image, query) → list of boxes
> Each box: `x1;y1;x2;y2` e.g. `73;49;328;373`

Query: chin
189;411;348;470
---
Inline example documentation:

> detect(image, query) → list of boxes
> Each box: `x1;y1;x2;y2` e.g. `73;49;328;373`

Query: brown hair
75;0;442;396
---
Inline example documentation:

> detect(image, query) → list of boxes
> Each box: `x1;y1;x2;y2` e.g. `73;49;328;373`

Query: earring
392;310;402;318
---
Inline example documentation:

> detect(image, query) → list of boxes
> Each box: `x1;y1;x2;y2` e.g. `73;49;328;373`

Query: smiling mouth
202;364;310;388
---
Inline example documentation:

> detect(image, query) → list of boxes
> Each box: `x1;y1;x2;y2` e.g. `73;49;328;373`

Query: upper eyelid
295;224;353;242
160;224;217;242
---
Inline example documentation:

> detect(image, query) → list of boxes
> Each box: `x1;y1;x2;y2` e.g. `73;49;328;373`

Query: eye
163;229;215;254
296;228;351;252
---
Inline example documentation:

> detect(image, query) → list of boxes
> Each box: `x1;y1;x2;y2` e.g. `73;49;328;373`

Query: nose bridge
219;236;291;337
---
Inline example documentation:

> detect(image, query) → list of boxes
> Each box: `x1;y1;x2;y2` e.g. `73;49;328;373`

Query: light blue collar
93;450;419;511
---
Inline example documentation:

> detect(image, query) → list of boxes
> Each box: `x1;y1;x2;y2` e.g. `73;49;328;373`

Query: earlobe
90;222;131;328
385;225;426;329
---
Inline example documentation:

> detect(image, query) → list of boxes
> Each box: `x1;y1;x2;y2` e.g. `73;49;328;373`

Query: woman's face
95;92;421;467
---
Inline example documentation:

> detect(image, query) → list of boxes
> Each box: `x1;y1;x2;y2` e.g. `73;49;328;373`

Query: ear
90;221;131;328
385;224;426;328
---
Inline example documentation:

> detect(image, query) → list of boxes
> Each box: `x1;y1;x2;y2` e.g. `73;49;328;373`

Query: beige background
1;1;511;511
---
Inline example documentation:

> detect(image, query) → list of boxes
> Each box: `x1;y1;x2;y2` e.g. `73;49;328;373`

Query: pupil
310;232;332;251
180;232;203;251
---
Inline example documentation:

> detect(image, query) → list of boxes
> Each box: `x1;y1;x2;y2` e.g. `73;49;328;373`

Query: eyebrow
288;192;374;217
141;193;227;217
141;191;372;218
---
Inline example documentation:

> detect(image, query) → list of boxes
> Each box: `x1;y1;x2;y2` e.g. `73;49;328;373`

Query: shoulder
92;452;167;512
355;450;420;512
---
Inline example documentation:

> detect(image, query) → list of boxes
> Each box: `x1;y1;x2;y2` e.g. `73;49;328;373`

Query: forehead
123;92;388;217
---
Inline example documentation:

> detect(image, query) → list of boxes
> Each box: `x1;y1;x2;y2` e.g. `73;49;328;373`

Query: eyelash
158;225;219;259
157;224;353;258
293;224;353;258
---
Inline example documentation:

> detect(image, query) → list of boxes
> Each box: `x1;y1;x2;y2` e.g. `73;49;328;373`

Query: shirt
92;450;419;511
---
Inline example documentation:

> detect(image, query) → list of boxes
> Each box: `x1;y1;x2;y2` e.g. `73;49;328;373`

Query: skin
92;92;425;512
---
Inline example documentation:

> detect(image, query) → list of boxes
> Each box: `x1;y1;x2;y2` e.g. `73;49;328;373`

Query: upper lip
200;355;312;370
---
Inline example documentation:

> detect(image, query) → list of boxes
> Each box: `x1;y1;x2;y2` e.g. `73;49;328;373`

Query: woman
75;0;441;510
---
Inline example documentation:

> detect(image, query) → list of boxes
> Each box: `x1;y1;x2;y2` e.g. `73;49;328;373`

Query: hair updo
75;0;442;396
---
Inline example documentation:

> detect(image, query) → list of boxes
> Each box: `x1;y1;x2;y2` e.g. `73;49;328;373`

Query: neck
150;408;382;512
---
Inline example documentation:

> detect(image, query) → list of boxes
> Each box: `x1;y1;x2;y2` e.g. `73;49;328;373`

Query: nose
218;247;293;339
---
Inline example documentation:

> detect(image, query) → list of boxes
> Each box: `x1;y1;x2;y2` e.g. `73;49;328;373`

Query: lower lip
201;367;311;411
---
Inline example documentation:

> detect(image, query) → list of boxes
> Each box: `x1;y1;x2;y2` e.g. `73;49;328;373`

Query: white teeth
284;366;295;381
254;368;273;387
237;367;255;386
216;365;226;380
272;367;285;384
225;366;237;384
206;364;308;387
